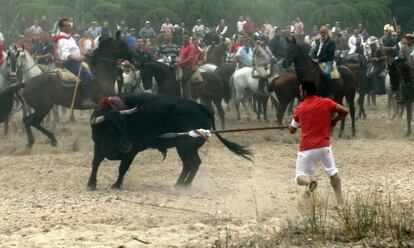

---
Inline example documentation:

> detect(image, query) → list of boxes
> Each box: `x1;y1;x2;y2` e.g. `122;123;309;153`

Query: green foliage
0;0;397;37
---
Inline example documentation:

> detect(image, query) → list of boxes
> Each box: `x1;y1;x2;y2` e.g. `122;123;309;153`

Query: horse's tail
0;83;25;123
207;106;253;161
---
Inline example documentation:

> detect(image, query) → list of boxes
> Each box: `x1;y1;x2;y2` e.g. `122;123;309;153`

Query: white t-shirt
56;32;81;61
161;23;174;33
0;32;4;42
237;21;246;32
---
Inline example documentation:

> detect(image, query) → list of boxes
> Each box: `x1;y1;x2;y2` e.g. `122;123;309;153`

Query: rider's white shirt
0;32;3;42
57;32;81;61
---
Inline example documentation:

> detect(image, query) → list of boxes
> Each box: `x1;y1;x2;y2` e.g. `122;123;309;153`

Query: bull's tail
209;108;253;161
0;83;25;123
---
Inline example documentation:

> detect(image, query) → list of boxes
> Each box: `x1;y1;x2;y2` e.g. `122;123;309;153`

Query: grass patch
213;188;414;247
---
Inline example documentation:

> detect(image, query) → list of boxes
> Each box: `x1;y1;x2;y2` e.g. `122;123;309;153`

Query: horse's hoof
87;183;96;191
51;140;58;147
111;183;122;189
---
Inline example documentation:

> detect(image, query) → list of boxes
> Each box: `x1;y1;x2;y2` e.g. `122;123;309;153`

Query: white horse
230;66;275;121
385;73;403;119
13;49;42;83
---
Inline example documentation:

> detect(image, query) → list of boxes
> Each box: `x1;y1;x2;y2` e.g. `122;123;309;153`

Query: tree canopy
0;0;407;36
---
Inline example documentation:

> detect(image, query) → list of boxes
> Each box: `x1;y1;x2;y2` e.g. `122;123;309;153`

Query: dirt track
0;97;413;247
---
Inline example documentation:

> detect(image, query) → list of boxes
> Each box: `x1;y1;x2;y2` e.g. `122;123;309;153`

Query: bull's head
90;107;138;160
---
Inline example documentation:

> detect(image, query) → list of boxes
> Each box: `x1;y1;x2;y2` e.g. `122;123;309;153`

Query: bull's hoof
111;183;122;189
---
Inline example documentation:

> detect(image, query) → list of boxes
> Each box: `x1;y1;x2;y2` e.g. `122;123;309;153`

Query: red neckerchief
53;34;71;43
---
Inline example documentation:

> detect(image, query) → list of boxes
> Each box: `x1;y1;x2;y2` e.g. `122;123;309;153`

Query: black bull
87;93;252;190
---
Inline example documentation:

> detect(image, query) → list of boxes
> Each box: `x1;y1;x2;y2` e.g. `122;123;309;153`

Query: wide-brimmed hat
383;24;394;32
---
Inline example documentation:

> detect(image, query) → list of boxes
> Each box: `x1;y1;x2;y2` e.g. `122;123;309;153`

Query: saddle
319;62;340;80
190;69;203;84
55;68;78;88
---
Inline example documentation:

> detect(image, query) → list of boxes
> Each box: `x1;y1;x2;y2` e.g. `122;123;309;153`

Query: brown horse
205;42;228;67
1;32;139;149
282;36;358;137
388;58;414;136
267;73;299;124
139;61;227;128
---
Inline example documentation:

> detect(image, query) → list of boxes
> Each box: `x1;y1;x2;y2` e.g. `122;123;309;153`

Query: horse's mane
144;60;173;75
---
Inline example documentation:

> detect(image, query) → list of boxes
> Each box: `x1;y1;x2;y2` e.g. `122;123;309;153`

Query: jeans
62;61;93;82
322;61;333;80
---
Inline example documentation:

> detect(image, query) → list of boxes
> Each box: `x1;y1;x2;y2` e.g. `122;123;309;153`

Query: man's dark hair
58;17;70;29
300;80;317;96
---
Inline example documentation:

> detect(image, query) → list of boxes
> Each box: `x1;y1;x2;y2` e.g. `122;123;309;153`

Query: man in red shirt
288;80;348;203
243;17;255;37
176;33;198;98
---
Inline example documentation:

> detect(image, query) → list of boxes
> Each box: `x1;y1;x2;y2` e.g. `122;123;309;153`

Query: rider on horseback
367;37;386;94
55;17;95;108
253;35;274;93
310;26;336;97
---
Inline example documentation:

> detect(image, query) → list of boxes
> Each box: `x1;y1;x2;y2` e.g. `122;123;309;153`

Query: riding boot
80;80;97;109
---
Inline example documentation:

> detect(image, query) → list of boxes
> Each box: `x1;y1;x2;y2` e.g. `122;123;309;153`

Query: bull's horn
120;106;138;116
91;115;105;125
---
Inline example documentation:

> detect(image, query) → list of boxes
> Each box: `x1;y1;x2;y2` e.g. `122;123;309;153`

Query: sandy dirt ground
0;96;413;247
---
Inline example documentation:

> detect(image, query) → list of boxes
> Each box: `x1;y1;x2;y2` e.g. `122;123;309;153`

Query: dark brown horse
0;33;139;149
140;61;227;128
388;58;414;136
282;36;358;137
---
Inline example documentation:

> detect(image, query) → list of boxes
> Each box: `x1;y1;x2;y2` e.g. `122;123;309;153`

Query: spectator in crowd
139;21;156;39
39;16;51;32
127;28;138;49
33;32;54;67
6;22;19;47
263;20;273;38
135;38;152;63
192;19;207;39
332;21;341;34
348;29;361;53
161;17;174;33
294;17;304;44
216;19;228;38
180;22;187;34
79;31;95;55
156;31;180;62
309;25;319;41
29;20;43;36
88;21;102;39
73;33;81;46
243;16;255;37
101;21;112;38
237;16;246;34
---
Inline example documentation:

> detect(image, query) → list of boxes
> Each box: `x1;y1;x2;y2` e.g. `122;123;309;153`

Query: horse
0;32;139;149
388;58;414;136
230;66;273;122
267;72;300;124
283;36;358;137
204;42;228;67
139;60;227;128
